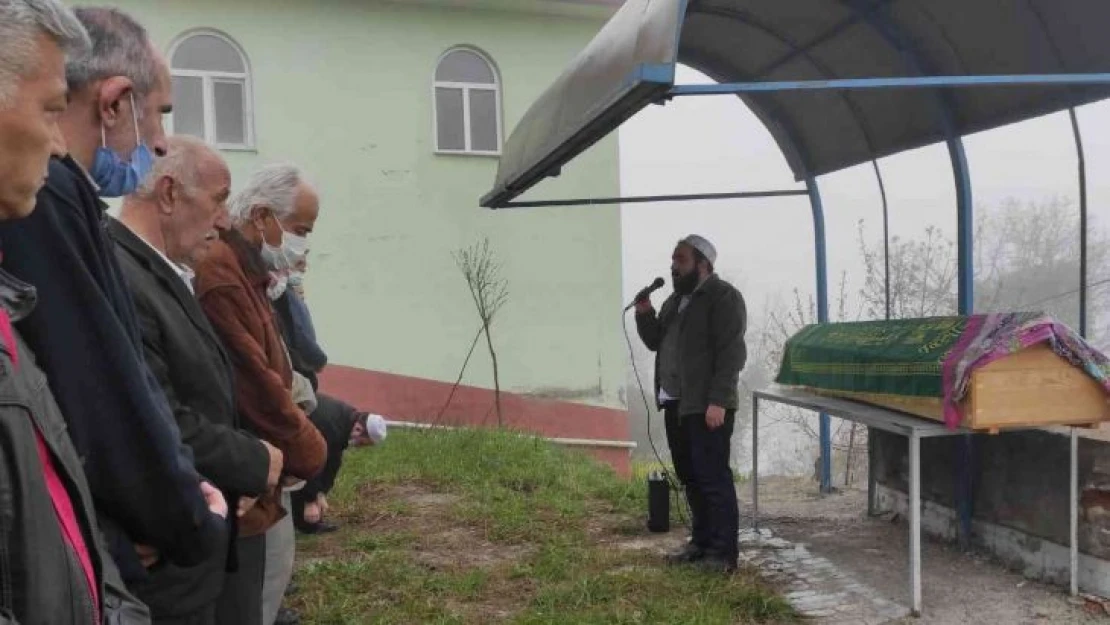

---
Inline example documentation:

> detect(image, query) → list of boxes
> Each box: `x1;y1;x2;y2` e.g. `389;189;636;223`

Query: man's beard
673;270;699;295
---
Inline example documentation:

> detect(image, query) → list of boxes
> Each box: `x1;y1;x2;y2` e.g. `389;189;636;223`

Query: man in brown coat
194;162;326;625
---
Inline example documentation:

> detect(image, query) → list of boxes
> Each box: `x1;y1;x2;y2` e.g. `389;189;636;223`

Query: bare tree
454;238;510;427
757;272;870;485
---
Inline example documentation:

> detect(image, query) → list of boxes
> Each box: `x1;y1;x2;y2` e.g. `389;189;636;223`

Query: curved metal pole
807;175;832;494
1069;108;1088;337
947;136;976;551
873;160;892;320
839;0;976;547
868;159;891;517
949;140;974;315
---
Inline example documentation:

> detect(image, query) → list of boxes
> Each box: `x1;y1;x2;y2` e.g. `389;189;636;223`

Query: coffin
775;314;1110;432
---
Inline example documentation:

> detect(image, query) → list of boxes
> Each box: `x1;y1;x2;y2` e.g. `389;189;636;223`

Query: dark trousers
664;402;739;562
214;534;266;625
130;519;229;625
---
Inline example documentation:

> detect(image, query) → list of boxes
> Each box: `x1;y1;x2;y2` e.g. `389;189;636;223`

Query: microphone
624;277;665;311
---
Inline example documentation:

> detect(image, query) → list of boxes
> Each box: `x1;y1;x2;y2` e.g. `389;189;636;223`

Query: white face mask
260;213;309;272
282;231;309;265
266;273;289;301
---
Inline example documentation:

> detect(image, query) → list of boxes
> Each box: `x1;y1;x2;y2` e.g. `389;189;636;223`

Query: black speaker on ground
647;471;670;533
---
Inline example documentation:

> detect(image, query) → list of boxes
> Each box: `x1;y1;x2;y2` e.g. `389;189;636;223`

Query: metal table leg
1071;427;1079;596
752;396;759;532
910;432;922;616
868;427;878;516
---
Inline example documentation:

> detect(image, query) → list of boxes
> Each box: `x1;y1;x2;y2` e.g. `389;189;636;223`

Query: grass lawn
288;428;794;624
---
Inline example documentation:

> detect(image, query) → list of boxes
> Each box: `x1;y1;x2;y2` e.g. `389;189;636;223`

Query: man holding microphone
634;235;747;574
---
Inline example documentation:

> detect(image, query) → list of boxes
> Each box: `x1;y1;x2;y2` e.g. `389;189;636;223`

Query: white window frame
433;47;502;157
167;29;255;151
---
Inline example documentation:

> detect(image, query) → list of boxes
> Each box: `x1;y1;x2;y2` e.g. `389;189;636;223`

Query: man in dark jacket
111;136;285;625
0;3;148;622
635;235;746;573
0;5;226;586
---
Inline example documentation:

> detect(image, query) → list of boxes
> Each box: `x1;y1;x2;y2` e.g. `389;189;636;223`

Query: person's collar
62;152;100;193
692;273;716;295
122;221;195;292
222;228;271;288
0;264;37;323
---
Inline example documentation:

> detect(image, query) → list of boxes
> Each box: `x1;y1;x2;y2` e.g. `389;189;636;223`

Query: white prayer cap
364;414;388;444
680;234;717;266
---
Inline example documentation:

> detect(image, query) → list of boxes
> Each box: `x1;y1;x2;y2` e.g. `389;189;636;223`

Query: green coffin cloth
775;317;970;398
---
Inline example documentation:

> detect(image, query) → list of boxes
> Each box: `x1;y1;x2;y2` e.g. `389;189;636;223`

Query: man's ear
96;76;135;131
155;176;176;214
249;205;271;228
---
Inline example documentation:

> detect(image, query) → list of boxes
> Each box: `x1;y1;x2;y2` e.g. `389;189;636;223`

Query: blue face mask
90;92;154;198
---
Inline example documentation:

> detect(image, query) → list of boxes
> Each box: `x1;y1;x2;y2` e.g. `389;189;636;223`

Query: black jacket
0;156;224;582
636;274;747;415
109;219;270;616
110;219;270;497
298;393;360;502
0;268;150;625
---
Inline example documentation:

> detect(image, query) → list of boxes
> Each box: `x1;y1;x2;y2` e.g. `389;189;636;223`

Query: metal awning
481;0;1110;208
481;0;683;209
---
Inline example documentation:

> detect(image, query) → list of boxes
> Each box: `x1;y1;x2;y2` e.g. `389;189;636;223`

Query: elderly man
0;1;149;623
196;163;327;625
111;136;286;625
0;5;227;589
635;235;746;574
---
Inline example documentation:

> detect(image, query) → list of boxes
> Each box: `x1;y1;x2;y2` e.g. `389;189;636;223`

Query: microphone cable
621;307;691;529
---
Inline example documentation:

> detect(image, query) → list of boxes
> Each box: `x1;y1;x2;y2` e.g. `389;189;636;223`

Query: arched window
433;48;501;155
168;30;254;150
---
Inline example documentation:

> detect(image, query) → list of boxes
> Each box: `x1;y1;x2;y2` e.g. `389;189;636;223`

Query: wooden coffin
803;344;1110;432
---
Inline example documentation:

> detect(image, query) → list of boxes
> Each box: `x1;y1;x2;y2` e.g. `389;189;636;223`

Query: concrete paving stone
794;597;841;610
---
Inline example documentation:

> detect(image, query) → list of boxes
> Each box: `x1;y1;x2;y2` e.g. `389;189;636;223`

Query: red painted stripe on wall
318;365;633;475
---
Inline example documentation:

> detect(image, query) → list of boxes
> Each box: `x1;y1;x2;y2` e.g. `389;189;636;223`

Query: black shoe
295;520;340;535
275;607;301;625
666;543;706;565
694;554;738;575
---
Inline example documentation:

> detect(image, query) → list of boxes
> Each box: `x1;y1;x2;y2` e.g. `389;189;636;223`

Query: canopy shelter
481;0;1110;561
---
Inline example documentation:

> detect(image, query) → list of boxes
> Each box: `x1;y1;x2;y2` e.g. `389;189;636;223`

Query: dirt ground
737;476;1109;624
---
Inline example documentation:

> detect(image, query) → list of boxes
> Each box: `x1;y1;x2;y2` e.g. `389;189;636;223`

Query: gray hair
134;135;221;200
0;0;90;107
65;6;159;99
229;163;307;224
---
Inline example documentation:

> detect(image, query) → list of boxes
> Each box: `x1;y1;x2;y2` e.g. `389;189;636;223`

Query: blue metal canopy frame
482;0;1109;552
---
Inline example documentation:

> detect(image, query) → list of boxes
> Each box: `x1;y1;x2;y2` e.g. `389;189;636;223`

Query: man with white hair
111;136;287;625
0;1;149;622
195;163;327;625
0;4;228;591
635;235;747;574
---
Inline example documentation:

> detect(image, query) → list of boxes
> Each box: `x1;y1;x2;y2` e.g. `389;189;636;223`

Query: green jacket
636;274;747;416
